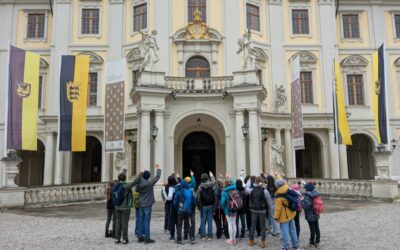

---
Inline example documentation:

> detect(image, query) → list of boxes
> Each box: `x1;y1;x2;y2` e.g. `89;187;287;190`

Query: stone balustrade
287;178;373;200
24;183;106;207
165;76;233;93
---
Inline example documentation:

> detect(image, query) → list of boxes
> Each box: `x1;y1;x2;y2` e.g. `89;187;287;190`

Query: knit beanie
143;170;151;180
275;179;286;189
304;182;315;192
290;184;300;191
201;173;209;181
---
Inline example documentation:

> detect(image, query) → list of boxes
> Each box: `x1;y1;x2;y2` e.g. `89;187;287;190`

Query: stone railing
287;178;373;200
24;183;106;207
165;76;233;93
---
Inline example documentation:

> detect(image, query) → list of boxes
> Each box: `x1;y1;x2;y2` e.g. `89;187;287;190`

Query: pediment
292;51;318;64
341;55;368;67
77;51;104;64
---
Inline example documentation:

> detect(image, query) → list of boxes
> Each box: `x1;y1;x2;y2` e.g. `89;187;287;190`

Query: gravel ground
1;202;399;250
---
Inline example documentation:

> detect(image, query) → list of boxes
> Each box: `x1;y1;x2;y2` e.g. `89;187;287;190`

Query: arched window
188;0;206;22
185;56;210;78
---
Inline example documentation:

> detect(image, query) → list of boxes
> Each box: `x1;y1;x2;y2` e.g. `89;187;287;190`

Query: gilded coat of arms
187;8;208;39
66;81;81;102
16;82;31;98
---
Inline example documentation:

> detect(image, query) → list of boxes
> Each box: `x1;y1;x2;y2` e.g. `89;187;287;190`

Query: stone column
139;111;151;171
43;132;55;185
339;145;349;179
102;152;111;182
154;111;165;182
54;151;63;185
63;152;71;184
249;110;261;176
328;129;338;179
235;110;246;178
284;129;294;177
274;129;282;146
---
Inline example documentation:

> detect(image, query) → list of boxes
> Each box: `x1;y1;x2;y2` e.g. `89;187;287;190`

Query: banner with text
291;55;304;150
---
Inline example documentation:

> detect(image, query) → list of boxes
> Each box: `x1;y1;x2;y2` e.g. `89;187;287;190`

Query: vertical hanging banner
291;55;304;150
373;43;388;145
7;46;40;150
104;59;126;153
59;55;90;151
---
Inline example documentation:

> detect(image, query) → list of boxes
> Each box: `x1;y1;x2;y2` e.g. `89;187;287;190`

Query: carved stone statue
237;30;257;70
139;30;159;71
276;85;288;111
271;139;285;176
114;152;127;178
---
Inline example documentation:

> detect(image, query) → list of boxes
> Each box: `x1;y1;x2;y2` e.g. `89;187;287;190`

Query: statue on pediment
139;30;159;71
237;30;265;70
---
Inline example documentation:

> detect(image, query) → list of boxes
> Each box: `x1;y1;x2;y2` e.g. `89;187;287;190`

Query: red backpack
312;196;324;215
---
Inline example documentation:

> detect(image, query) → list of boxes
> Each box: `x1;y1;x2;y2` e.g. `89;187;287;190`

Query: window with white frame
27;13;45;39
134;3;147;32
300;71;313;104
347;74;364;105
132;70;139;86
88;72;98;106
246;4;260;31
395;14;400;38
342;14;360;39
292;9;309;35
81;8;100;35
188;0;206;22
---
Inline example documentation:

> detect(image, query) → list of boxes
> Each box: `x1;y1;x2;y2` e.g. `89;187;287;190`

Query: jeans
246;209;261;236
307;220;320;245
115;209;131;241
169;205;178;238
213;208;229;239
105;208;116;234
280;219;299;249
134;208;139;237
235;212;245;238
137;205;152;239
177;213;193;241
184;210;195;239
249;211;266;241
164;202;170;230
200;207;213;237
294;211;300;238
268;199;280;234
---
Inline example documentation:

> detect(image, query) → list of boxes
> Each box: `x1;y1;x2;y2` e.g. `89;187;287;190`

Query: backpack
276;189;299;212
200;186;215;206
250;186;267;211
112;183;126;206
312;196;324;215
227;190;243;213
178;189;193;215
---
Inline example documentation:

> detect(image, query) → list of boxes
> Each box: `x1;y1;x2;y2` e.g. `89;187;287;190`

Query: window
38;76;43;109
300;72;313;104
347;74;364;105
134;4;147;32
395;14;400;38
88;72;98;106
342;14;360;39
246;4;260;31
292;9;309;35
188;0;206;22
185;56;210;78
132;70;139;86
82;8;99;34
27;13;45;39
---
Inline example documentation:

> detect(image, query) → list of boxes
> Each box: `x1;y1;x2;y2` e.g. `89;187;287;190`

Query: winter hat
167;175;177;186
143;170;151;180
185;176;192;183
304;182;315;192
275;179;286;189
201;173;209;181
290;184;300;191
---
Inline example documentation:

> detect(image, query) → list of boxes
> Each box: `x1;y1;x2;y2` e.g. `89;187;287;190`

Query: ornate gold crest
375;80;381;95
16;82;31;98
187;8;208;39
66;81;81;102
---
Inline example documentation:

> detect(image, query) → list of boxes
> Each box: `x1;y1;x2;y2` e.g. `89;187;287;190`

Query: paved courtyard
1;200;399;249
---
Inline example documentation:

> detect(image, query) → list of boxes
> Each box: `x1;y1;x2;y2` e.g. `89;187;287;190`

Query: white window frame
78;5;102;38
24;10;49;42
244;0;264;36
88;70;100;107
185;0;210;26
130;1;148;36
289;6;312;38
390;11;400;40
339;11;363;42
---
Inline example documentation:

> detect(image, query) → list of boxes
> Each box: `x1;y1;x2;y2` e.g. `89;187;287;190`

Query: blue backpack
276;189;299;212
112;183;126;206
178;189;193;214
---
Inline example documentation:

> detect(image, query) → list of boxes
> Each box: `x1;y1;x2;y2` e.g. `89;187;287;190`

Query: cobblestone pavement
1;200;399;250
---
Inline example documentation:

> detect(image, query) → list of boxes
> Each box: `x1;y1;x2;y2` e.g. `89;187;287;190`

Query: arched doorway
182;132;215;183
185;56;210;78
347;134;375;179
295;134;323;178
72;136;102;183
16;140;45;186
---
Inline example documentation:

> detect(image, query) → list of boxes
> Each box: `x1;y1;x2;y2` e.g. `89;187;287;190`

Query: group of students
104;165;324;250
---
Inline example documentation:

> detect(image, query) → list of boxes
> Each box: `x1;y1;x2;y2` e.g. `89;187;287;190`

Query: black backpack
276;189;299;212
200;186;215;206
250;186;267;211
112;183;126;206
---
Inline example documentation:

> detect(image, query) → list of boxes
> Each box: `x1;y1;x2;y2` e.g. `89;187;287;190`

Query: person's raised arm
245;178;252;194
150;164;162;186
128;172;144;189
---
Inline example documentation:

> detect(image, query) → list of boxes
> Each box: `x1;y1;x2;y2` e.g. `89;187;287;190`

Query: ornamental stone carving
138;30;160;71
237;30;268;70
114;152;127;177
275;85;287;112
186;8;208;39
341;55;369;67
271;139;285;176
77;51;104;64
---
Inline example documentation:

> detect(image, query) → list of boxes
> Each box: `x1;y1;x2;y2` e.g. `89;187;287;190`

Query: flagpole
55;50;63;185
332;58;341;179
382;41;391;151
3;41;11;158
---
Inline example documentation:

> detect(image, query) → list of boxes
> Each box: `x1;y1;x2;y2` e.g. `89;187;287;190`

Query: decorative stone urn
372;146;392;180
1;151;22;187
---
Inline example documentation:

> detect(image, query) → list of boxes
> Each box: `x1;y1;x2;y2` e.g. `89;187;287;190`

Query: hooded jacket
136;168;161;207
173;179;196;214
197;175;216;208
115;172;143;211
274;184;296;222
301;190;320;222
245;180;272;216
221;181;237;216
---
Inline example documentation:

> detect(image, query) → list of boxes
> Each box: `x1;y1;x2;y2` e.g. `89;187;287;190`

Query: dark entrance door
347;134;375;179
182;132;215;184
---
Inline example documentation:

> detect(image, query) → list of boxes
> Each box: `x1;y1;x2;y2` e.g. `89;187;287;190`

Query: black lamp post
127;131;134;145
151;125;159;140
261;128;268;143
242;123;249;138
391;138;398;151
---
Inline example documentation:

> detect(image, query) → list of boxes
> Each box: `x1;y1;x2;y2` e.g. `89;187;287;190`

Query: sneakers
122;240;129;244
315;243;320;249
201;237;206;240
232;240;237;245
226;239;233;245
271;232;280;237
168;236;175;241
177;240;183;245
114;239;121;244
207;236;213;241
144;239;155;244
138;237;144;243
190;237;195;244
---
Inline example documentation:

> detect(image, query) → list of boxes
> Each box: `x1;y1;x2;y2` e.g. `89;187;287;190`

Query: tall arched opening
71;136;102;183
347;134;375;179
295;134;323;178
16;140;45;186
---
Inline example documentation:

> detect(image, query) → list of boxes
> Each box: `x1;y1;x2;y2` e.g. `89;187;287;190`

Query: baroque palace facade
1;0;400;188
